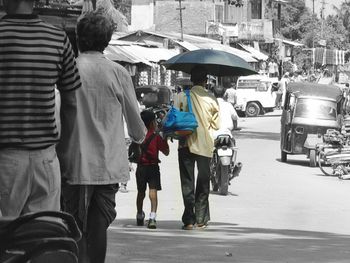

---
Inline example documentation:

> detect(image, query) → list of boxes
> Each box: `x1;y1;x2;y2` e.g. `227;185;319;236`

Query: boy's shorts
136;164;161;192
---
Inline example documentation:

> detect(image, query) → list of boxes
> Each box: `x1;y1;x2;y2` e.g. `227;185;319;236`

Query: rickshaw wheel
309;149;317;167
281;151;287;162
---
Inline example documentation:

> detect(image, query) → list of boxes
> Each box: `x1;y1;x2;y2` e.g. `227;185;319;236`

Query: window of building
215;4;224;23
251;0;262;19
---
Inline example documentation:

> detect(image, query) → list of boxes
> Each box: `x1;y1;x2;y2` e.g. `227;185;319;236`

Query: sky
304;0;344;17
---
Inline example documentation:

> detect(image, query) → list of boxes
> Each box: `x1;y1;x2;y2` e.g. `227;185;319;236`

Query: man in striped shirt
0;0;81;216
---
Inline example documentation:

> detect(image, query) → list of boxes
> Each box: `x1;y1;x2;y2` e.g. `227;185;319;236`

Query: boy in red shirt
136;110;169;229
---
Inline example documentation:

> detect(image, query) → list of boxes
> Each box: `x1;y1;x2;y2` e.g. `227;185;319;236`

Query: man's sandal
182;224;194;230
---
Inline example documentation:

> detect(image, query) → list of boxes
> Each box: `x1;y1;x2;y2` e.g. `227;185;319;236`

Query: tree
322;15;348;50
95;0;128;32
227;0;243;7
266;0;349;50
332;1;350;45
279;0;311;40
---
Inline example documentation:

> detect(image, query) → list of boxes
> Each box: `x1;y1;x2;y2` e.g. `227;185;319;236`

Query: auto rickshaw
280;82;344;167
135;85;172;130
135;85;172;108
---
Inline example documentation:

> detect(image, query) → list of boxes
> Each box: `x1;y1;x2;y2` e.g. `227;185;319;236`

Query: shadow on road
235;131;280;141
107;219;350;263
275;158;310;167
210;190;238;196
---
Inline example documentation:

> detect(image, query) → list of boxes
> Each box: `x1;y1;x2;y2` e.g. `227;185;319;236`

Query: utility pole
312;0;315;48
320;0;326;39
175;0;185;41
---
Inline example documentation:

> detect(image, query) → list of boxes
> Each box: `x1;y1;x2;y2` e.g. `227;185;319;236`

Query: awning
124;45;179;63
105;44;179;66
275;38;304;47
173;40;200;51
238;44;268;61
104;45;139;64
195;43;257;63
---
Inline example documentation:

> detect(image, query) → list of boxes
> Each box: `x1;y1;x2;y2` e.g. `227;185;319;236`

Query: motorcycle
317;127;350;179
0;211;81;263
210;133;242;195
148;105;170;131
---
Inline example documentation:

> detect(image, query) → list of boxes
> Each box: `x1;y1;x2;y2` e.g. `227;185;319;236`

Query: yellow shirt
177;85;220;157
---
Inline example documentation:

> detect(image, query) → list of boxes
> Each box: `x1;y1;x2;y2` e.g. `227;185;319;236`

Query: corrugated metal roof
275;38;304;47
124;45;179;63
173;40;200;51
195;43;257;63
105;44;179;65
104;45;137;64
113;31;256;63
238;44;269;61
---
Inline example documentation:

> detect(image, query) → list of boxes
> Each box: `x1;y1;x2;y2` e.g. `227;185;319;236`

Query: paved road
106;112;350;263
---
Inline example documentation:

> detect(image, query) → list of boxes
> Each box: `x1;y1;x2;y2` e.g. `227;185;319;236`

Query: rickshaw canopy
287;82;343;102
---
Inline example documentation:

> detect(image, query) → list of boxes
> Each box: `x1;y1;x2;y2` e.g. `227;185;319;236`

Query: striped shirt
0;14;81;149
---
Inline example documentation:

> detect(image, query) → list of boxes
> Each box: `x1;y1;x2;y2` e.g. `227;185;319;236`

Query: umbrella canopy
163;49;257;77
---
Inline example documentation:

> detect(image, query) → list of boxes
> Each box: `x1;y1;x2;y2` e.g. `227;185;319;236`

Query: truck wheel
281;151;287;162
245;102;260;117
309;149;317;167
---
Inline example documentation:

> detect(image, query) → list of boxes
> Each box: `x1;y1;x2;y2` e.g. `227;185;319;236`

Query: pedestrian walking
0;0;81;217
176;66;220;230
268;59;276;78
213;86;239;137
279;73;289;107
223;82;239;129
223;82;237;107
274;81;283;109
58;13;146;263
136;110;169;229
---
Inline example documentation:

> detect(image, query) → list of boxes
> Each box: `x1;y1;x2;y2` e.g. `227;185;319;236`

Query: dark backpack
128;133;157;164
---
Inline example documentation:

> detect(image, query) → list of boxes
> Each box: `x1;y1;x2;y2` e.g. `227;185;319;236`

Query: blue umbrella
163;49;257;77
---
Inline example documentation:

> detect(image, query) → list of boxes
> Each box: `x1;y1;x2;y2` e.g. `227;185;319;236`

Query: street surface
106;111;350;263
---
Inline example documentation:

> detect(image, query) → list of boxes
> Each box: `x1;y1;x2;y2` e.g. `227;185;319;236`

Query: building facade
124;0;274;44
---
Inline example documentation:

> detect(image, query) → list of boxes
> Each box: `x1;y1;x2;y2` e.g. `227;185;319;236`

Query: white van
235;75;279;117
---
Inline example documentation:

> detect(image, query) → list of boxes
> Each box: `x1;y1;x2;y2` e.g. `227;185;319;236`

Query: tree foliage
227;0;243;7
268;0;350;50
331;1;350;47
278;0;311;41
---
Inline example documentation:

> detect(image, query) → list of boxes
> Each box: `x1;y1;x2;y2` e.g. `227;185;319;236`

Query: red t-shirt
139;129;169;165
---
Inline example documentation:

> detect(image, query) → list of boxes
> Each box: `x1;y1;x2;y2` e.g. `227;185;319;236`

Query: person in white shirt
213;86;239;137
268;59;276;78
223;83;237;108
59;14;146;263
279;73;290;107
